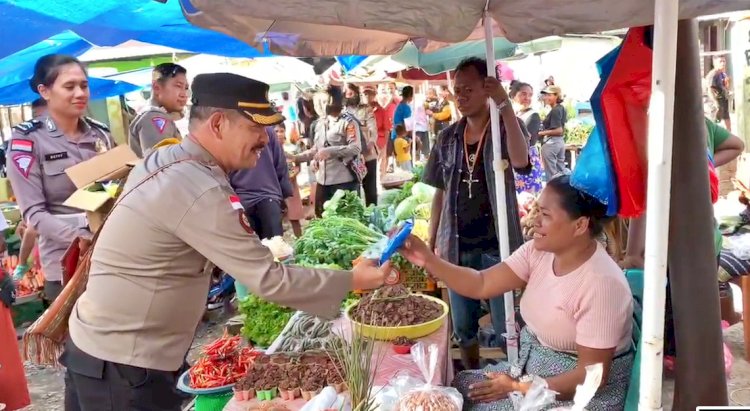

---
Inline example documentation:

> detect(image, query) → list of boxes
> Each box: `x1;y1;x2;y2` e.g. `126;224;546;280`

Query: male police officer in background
62;73;390;411
128;62;188;158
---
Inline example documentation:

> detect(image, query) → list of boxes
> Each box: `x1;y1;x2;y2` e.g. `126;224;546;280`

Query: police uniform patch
229;195;243;210
9;139;33;153
12;120;41;135
45;117;56;132
151;117;168;134
12;154;34;178
239;210;254;234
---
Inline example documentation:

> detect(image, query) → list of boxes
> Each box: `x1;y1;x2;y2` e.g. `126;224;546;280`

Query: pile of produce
396;390;461;411
322;190;368;224
187;334;261;389
393;336;416;346
350;285;443;327
238;295;295;347
564;118;595;146
274;313;335;352
519;196;539;240
4;255;43;299
234;352;346;401
381;169;414;185
294;217;385;269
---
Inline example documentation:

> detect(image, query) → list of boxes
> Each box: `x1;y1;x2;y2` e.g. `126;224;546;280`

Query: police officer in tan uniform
62;73;390;411
128;62;188;158
6;54;114;303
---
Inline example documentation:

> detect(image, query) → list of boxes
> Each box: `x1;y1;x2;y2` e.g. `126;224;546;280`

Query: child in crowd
393;124;412;172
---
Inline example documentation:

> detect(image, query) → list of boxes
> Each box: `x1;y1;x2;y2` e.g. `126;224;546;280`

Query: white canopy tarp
180;0;748;55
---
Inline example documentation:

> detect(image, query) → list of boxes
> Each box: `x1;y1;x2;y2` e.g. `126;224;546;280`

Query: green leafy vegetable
322;190;367;223
412;164;425;183
410;182;436;203
238;295;294;347
377;189;402;207
395;195;422;221
393;181;415;206
293;217;386;269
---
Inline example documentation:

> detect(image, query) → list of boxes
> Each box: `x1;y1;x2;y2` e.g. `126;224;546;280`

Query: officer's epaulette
12;119;41;135
84;116;110;132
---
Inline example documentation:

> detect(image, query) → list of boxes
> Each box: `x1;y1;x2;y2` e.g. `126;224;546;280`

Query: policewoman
6;54;115;303
128;62;188;158
62;73;388;410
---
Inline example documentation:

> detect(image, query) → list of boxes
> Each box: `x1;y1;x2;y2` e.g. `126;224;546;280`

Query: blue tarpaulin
0;0;272;59
336;56;367;73
0;76;142;106
0;31;93;90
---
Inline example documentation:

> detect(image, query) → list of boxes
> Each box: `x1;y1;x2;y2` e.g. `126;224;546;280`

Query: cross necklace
462;119;490;198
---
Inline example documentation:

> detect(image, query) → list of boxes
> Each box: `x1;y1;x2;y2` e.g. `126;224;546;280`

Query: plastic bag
548;363;603;411
299;386;350;411
508;377;557;411
708;151;719;204
571;126;619;217
394;343;463;411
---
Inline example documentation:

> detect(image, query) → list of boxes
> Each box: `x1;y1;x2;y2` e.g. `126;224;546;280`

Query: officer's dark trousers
362;159;378;206
61;339;182;411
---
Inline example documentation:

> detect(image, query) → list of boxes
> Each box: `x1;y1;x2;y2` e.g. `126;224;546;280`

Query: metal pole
483;4;518;363
639;0;679;408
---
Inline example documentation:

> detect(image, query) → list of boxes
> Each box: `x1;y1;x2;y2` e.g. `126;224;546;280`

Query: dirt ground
17;309;232;411
17;313;750;410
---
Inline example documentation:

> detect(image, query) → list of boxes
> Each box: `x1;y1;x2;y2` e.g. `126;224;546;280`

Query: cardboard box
63;145;139;232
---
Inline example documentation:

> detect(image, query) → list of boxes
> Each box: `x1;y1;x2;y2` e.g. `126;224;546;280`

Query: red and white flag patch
10;139;33;153
151;117;167;134
229;195;243;210
12;153;34;178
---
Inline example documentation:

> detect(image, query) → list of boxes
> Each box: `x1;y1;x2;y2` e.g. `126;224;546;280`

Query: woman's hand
468;373;518;402
399;235;435;268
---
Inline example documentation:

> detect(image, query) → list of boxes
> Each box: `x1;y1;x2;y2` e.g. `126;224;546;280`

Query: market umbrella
177;0;748;55
390;38;516;75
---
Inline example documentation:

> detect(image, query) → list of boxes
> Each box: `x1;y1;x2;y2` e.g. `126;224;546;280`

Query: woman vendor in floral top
400;175;634;410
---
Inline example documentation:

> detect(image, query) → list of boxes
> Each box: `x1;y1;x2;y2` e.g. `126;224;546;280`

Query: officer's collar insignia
45;117;56;132
12;120;41;135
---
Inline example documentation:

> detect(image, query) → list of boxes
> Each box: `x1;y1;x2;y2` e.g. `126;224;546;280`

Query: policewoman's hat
191;73;284;126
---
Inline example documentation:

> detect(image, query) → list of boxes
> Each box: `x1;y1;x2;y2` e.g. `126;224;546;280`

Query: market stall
222;311;453;410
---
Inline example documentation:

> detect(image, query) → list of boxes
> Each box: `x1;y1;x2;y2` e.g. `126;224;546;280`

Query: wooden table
223;317;453;410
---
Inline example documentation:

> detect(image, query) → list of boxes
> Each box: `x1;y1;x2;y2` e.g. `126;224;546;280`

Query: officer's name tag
44;152;69;161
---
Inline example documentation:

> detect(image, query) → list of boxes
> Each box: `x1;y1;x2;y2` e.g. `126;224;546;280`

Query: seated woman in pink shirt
400;175;633;410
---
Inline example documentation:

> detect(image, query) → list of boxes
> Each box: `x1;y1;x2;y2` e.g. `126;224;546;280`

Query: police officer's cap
191;73;284;126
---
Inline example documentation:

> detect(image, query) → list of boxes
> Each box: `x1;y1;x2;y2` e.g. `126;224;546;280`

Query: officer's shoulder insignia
12;120;41;135
151;116;168;134
84;117;110;132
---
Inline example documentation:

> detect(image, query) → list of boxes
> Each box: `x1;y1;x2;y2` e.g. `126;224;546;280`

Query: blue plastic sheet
570;44;622;216
0;31;92;90
0;77;142;106
0;0;272;59
336;55;367;73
